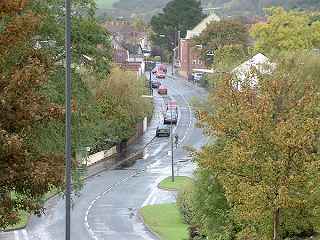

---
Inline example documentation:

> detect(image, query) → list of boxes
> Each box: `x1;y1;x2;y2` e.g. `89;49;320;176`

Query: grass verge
140;203;188;240
4;211;29;231
4;188;60;231
158;176;193;191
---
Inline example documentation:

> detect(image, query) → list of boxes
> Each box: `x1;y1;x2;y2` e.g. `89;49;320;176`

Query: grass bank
140;203;188;240
158;176;193;191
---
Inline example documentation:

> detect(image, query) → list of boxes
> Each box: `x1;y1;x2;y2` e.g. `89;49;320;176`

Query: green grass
96;0;119;9
140;203;189;240
5;211;29;231
4;188;60;231
158;176;193;191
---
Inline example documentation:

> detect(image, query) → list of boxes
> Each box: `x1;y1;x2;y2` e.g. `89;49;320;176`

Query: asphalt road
1;72;208;240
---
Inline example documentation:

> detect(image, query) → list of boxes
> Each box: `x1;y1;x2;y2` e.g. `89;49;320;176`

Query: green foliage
0;0;114;229
176;181;195;225
194;19;249;65
250;7;320;55
140;203;189;240
97;67;153;141
177;169;236;240
213;44;249;72
195;19;249;52
197;52;320;239
151;0;204;51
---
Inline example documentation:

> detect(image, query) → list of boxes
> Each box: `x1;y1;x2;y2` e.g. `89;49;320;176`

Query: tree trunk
273;208;280;240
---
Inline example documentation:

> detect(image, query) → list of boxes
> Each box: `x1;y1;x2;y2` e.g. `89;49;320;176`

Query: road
1;72;208;240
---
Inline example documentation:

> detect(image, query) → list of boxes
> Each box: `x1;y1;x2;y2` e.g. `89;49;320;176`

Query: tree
0;0;113;228
96;68;153;141
197;53;320;239
250;7;320;54
213;44;249;71
0;0;65;228
194;19;249;65
150;0;204;51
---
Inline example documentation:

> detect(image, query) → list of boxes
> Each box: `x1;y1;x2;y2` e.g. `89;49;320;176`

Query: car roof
158;123;169;128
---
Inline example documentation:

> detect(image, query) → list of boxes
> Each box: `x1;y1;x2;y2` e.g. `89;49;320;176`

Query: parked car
155;124;170;137
164;111;178;124
151;80;161;88
156;71;166;79
158;85;168;95
152;68;157;74
192;72;203;81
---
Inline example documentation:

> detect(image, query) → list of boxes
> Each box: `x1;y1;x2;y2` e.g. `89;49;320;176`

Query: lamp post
170;108;174;182
65;0;72;239
149;69;152;95
159;32;177;76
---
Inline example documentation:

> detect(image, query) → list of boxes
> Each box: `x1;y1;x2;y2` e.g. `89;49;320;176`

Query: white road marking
22;230;29;240
84;77;195;240
14;231;19;240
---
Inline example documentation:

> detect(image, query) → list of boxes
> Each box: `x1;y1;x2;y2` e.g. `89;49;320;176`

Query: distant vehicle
166;100;178;113
151;80;161;88
158;85;167;95
158;64;167;73
164;111;178;124
192;72;203;81
156;124;170;137
156;71;166;79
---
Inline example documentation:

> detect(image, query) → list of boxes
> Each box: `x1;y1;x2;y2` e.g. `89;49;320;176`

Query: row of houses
104;20;150;77
175;12;268;80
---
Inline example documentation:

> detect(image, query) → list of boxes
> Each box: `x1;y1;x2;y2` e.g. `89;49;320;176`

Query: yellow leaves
250;7;318;53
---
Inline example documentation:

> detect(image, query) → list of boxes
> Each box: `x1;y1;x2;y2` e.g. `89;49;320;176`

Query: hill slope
96;0;320;20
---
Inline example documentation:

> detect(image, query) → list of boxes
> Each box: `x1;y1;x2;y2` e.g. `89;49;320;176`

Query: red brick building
178;13;220;79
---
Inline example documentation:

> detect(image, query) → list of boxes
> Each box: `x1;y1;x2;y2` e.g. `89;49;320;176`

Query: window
198;59;202;65
192;59;197;65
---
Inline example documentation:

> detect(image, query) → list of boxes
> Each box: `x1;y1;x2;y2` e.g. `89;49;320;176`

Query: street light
158;32;177;76
170;107;174;182
65;0;72;240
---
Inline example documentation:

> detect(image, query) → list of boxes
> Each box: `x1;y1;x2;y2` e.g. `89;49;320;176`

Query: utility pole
149;70;152;95
172;31;177;76
170;108;174;182
65;0;72;240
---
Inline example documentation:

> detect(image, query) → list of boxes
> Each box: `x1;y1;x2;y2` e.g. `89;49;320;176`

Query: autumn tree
0;0;113;228
96;67;153;142
0;0;65;228
194;19;249;66
250;7;320;54
197;52;320;239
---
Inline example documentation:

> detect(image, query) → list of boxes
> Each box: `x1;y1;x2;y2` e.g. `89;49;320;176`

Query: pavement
0;70;208;240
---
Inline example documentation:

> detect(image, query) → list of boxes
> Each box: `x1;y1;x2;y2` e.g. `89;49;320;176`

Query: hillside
96;0;320;20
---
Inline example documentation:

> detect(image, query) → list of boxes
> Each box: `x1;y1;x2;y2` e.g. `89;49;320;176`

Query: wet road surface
1;72;208;240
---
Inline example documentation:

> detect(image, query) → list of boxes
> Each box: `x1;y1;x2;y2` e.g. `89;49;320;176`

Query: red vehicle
158;85;168;95
158;64;167;73
156;71;166;79
166;100;178;112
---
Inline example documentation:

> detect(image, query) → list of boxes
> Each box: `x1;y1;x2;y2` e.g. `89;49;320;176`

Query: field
96;0;119;9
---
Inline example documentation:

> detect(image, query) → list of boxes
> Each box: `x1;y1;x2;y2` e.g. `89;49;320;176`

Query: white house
232;53;275;90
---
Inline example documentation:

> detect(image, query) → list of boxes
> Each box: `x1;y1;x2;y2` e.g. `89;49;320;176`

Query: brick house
104;20;146;77
178;13;220;79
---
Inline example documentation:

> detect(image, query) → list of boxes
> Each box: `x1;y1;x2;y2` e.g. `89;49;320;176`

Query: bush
177;182;195;225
